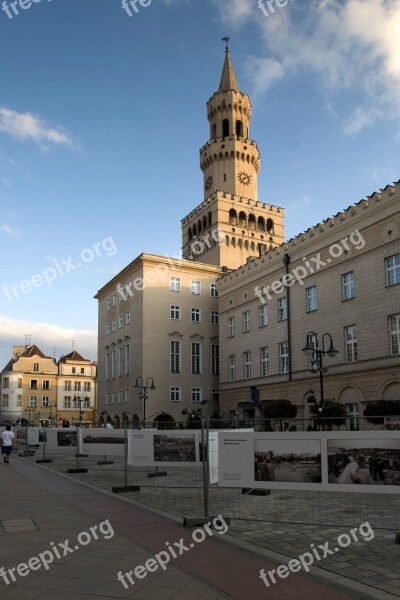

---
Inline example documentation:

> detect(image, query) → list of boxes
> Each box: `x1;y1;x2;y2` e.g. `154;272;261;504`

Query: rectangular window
278;297;287;321
84;382;91;392
259;305;268;327
170;341;181;373
243;351;251;379
42;380;50;390
279;342;289;374
106;298;111;310
306;286;317;312
118;347;123;377
111;391;116;405
80;368;85;375
191;308;201;322
112;293;117;306
33;363;39;372
170;305;181;320
17;378;22;388
82;396;89;408
191;280;201;295
29;396;38;407
126;310;131;325
389;314;400;356
386;255;400;286
212;389;219;403
112;318;117;332
260;347;269;376
2;377;9;388
74;381;81;391
17;395;22;407
243;310;250;332
191;342;201;374
30;379;38;390
42;396;49;407
111;350;116;378
346;403;359;431
106;352;110;380
342;272;355;300
170;387;181;402
2;394;9;407
119;315;124;329
125;389;129;403
228;316;235;338
106;322;111;335
72;367;76;374
191;388;202;403
105;393;109;405
170;277;181;292
211;344;219;375
125;344;130;375
118;390;122;404
63;396;71;408
345;325;358;362
73;397;80;409
210;283;218;297
211;310;219;325
229;355;236;381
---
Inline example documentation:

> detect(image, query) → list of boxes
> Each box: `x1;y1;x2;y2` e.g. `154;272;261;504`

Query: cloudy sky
0;0;399;367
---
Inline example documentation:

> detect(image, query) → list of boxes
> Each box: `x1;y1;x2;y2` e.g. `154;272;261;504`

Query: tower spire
219;37;238;92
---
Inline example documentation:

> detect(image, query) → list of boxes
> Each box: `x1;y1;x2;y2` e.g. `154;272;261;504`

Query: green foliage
310;401;348;428
363;400;400;425
262;400;298;420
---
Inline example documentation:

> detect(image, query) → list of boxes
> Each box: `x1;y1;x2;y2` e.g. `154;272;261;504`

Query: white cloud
0;224;21;236
0;107;74;148
0;316;97;370
216;0;400;134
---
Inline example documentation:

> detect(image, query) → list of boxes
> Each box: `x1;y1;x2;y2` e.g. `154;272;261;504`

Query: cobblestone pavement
21;450;400;598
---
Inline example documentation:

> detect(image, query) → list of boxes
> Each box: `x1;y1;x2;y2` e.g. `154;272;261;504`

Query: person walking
1;426;16;464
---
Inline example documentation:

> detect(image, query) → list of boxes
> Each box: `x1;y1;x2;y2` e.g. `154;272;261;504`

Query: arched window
222;119;229;137
267;218;274;234
257;216;265;231
236;120;243;137
197;219;202;234
212;123;217;138
188;227;192;241
248;214;256;230
192;224;197;238
239;211;247;227
229;209;237;225
208;211;212;227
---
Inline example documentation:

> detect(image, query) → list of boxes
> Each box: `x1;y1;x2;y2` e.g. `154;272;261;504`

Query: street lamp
73;393;89;427
134;377;156;427
302;331;338;417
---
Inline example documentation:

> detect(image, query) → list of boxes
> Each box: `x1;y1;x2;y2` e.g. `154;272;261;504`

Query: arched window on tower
236;120;243;138
212;124;217;139
267;218;274;235
239;211;247;227
188;227;192;241
248;214;256;230
257;216;265;231
198;219;202;234
229;209;237;225
222;119;229;137
208;211;212;227
192;224;197;238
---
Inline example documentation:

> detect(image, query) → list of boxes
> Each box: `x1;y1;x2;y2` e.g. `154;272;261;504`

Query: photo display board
218;431;400;494
209;429;254;485
46;428;79;449
81;428;126;456
13;427;39;446
130;430;202;467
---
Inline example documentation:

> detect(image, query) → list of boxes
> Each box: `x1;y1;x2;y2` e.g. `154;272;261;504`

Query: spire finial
222;36;230;51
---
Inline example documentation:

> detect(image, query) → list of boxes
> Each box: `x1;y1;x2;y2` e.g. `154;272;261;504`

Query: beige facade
57;351;97;426
218;183;400;429
95;254;222;426
0;346;97;426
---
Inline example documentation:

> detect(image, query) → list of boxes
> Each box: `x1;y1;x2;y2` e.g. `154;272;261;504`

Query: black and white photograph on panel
328;439;400;485
57;430;78;447
153;433;196;463
254;438;322;483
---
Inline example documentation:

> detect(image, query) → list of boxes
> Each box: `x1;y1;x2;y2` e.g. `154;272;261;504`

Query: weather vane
222;36;230;50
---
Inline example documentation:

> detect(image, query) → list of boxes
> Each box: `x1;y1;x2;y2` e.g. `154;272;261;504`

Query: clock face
238;171;252;185
205;176;213;190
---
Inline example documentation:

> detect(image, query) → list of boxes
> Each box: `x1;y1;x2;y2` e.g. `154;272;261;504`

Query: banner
80;428;126;456
218;431;400;494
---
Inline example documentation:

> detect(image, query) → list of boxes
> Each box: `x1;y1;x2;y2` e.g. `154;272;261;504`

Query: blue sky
0;0;399;367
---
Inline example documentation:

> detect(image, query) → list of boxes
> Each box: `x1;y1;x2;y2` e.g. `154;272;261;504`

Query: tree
310;401;347;429
363;400;400;425
184;409;202;429
262;400;298;431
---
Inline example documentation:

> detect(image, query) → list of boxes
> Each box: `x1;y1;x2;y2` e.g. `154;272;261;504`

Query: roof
219;48;239;92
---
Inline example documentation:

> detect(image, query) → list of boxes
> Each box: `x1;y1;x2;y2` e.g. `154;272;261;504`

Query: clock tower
181;43;284;270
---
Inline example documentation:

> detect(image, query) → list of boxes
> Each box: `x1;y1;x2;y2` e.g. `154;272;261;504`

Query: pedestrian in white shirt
1;426;16;464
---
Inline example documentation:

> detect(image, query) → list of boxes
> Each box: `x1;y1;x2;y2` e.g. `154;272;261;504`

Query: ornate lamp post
134;377;156;428
302;332;338;424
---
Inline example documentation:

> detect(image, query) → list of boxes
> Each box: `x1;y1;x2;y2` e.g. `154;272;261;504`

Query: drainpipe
283;254;292;381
